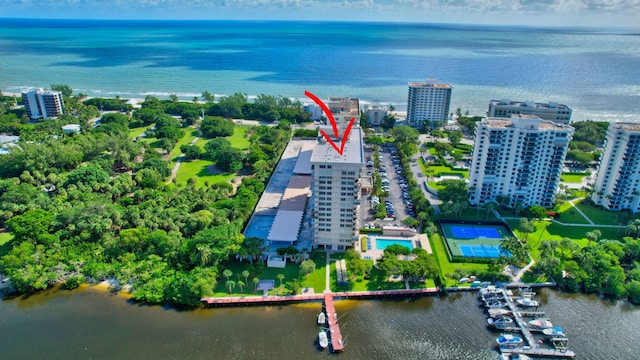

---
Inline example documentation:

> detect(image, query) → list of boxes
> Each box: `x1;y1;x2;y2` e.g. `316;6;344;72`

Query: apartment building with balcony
407;79;452;127
591;123;640;212
468;114;573;208
310;123;364;251
21;88;64;120
488;99;572;124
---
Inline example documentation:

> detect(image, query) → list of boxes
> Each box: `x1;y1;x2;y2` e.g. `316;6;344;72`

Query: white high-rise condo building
468;114;573;208
591;122;640;212
407;79;452;126
21;89;64;120
310;116;364;251
488;99;572;124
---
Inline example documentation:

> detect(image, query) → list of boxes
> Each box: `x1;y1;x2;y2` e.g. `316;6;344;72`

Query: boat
488;308;512;318
484;300;508;309
318;329;329;349
495;334;523;348
516;298;539;308
542;326;566;338
481;293;505;302
487;316;514;328
479;285;502;298
317;312;326;326
528;318;553;330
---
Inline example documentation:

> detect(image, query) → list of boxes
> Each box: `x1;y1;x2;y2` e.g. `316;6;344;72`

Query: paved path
166;136;199;184
567;199;594;224
325;252;331;293
409;154;442;214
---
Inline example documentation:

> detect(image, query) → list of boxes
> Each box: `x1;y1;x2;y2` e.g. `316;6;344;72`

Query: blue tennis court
450;225;501;239
459;244;505;258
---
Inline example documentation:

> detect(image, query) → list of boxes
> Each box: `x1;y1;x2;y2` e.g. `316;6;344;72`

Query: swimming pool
375;238;414;250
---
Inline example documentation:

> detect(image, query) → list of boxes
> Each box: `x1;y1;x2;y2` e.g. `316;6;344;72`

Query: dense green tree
201;116;235;138
437;179;468;203
51;84;73;97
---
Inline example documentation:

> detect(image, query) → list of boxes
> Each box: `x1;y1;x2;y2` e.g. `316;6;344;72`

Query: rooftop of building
408;81;452;89
482;115;574;131
490;99;571;110
310;126;364;165
22;88;63;95
612;122;640;133
326;97;360;115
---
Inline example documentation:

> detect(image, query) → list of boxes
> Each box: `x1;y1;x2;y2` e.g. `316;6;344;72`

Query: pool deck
359;234;431;260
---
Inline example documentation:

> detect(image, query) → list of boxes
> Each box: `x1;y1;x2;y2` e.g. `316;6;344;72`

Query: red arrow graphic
305;90;356;156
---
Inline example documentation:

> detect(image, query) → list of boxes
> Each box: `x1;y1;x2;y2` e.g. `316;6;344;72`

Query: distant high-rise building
468;114;573;208
310;117;364;251
488;99;572;124
407;79;452;126
21;89;64;120
591;122;640;212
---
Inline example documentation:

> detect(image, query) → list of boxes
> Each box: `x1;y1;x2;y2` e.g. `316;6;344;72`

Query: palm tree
253;277;260;292
169;93;179;102
223;269;233;281
242;270;250;285
585;229;602;245
237;280;245;293
485;201;498;220
225;280;236;294
201;91;215;104
194;245;212;267
277;273;285;288
192;96;199;104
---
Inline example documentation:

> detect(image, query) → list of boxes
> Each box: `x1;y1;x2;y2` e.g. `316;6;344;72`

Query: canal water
0;287;637;359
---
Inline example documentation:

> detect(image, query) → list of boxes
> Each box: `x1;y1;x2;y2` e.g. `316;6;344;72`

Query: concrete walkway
409;154;442;214
325;252;332;293
166;136;199;184
567;199;594;225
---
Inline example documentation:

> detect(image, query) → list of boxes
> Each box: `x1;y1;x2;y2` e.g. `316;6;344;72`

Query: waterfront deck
201;287;439;306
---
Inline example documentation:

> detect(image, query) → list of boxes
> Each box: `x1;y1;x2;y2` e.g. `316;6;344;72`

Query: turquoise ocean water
0;19;639;121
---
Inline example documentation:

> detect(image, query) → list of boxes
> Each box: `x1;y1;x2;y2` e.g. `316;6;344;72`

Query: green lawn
169;129;199;163
429;165;468;179
504;219;621;260
129;124;153;139
555;201;591;224
429;233;488;287
173;159;235;187
226;126;251;150
560;173;587;183
0;232;13;257
574;199;627;225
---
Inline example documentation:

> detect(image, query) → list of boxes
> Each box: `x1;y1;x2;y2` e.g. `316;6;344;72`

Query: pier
484;288;576;359
323;292;344;352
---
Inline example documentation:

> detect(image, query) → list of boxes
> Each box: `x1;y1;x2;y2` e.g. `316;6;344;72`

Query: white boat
317;312;326;325
487;316;514;328
488;308;512;318
479;285;502;298
484;300;508;309
543;326;566;338
528;318;553;330
516;298;539;308
496;334;523;348
318;329;329;349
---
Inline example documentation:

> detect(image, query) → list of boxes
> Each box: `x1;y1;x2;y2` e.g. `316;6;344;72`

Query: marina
480;286;576;359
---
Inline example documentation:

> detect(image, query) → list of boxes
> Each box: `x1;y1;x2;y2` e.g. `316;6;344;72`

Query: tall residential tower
591;122;640;212
21;89;64;120
407;79;452;127
468;114;573;208
310;118;364;251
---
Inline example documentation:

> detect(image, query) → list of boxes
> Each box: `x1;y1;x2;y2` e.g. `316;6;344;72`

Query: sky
1;0;639;28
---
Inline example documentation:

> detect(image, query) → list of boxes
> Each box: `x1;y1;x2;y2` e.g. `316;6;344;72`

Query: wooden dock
323;292;344;352
498;289;575;359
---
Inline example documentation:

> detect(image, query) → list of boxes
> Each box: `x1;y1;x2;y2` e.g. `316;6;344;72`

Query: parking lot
361;143;416;228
